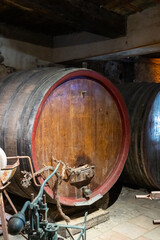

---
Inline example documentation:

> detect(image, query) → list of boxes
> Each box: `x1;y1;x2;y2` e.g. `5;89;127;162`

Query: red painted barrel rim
32;69;130;206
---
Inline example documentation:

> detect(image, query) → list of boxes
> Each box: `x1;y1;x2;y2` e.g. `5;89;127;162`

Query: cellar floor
1;186;160;240
76;186;160;240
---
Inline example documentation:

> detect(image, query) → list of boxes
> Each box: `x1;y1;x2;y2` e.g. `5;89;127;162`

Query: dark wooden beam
122;0;142;12
2;0;126;38
61;0;126;38
0;23;54;47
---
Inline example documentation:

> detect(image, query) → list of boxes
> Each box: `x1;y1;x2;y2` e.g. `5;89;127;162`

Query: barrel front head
31;68;130;206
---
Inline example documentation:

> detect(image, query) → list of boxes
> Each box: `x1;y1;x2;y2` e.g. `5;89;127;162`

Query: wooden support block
57;209;109;237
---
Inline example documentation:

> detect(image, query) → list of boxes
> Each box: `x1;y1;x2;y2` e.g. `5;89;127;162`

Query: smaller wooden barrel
118;82;160;189
0;68;130;206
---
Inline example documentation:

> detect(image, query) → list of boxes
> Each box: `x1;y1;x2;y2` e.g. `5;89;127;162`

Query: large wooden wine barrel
118;82;160;190
0;68;130;206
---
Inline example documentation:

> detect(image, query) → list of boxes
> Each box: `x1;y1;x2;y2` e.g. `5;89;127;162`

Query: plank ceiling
0;0;158;38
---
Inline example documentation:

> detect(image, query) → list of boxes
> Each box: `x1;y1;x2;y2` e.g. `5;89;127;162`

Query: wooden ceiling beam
122;0;142;12
2;0;126;38
63;0;126;37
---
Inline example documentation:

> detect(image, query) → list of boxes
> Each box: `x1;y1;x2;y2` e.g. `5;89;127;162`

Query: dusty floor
83;187;160;240
1;186;160;240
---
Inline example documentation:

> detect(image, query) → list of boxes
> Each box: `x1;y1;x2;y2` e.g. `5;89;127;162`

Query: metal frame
8;163;88;240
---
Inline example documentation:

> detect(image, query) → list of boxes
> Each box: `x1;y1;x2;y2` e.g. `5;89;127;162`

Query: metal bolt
81;91;87;98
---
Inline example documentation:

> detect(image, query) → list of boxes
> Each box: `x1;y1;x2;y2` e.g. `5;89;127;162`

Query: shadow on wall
104;59;136;84
65;58;135;84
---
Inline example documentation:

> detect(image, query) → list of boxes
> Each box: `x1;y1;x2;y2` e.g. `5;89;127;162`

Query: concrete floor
1;186;160;240
84;187;160;240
